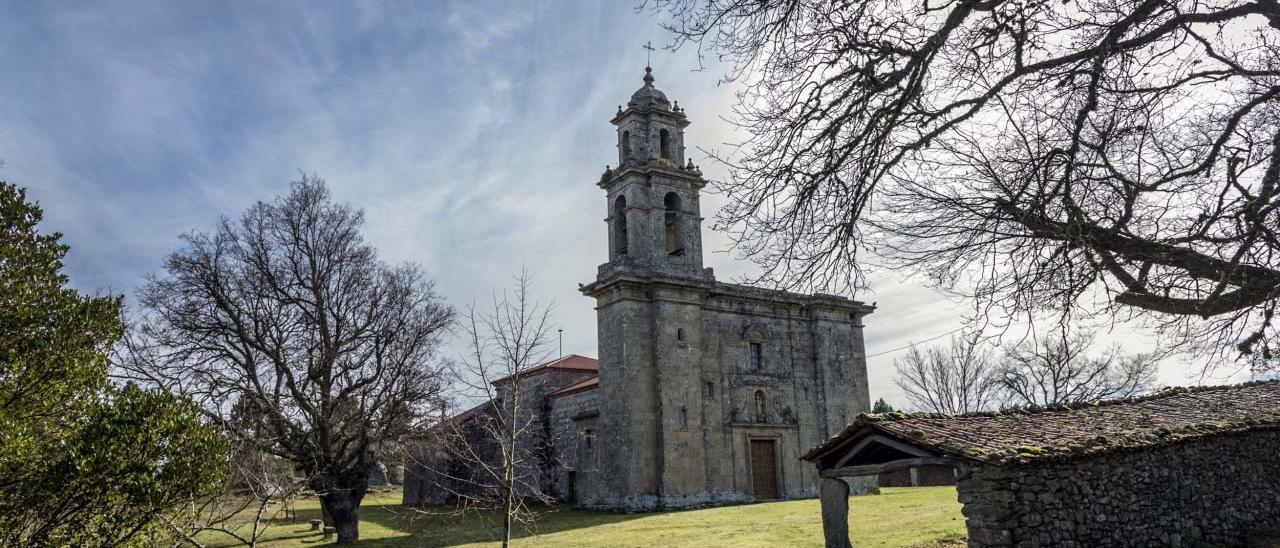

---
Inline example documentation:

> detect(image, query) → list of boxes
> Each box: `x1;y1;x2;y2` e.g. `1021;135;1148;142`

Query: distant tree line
890;329;1160;414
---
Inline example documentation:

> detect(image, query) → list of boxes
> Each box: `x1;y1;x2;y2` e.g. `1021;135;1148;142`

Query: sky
2;1;1245;409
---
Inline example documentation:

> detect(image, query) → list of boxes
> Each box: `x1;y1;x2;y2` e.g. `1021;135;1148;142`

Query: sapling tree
427;271;558;548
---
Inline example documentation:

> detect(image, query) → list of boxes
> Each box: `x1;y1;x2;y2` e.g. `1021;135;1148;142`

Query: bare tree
653;1;1280;369
426;271;557;548
894;333;1003;413
998;329;1159;407
122;176;454;543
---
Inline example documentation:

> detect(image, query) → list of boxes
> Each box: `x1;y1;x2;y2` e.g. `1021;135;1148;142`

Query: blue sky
4;1;1230;407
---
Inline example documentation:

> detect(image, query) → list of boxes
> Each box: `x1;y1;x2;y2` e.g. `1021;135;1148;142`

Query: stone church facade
405;68;874;511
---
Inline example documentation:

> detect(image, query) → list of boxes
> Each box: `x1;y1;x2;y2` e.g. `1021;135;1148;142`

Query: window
664;192;684;256
677;328;685;341
621;130;631;162
754;390;767;422
579;428;597;470
704;381;715;398
749;342;763;370
679;407;689;430
614;195;628;256
659;128;671;159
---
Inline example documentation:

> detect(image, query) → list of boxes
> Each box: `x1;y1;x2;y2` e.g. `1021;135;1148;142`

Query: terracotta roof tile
803;381;1280;465
490;354;598;385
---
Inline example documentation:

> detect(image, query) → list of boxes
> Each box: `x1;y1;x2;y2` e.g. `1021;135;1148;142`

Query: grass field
197;487;966;547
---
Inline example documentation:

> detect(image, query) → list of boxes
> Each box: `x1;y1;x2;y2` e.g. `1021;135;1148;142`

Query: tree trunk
314;473;369;544
502;463;514;548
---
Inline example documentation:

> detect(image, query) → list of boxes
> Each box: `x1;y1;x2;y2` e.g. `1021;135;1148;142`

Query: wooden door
750;439;780;500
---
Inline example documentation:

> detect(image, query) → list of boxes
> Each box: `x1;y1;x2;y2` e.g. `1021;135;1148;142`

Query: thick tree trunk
313;473;369;544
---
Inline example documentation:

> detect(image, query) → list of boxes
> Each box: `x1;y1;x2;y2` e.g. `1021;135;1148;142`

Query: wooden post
309;519;323;531
819;476;853;548
322;526;336;540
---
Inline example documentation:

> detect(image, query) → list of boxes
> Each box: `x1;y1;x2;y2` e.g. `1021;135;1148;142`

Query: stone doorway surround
749;438;780;500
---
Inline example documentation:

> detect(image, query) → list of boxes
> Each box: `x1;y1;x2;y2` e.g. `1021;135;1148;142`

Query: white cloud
2;0;1242;413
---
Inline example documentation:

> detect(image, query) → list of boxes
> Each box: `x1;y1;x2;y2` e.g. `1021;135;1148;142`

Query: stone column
819;476;853;548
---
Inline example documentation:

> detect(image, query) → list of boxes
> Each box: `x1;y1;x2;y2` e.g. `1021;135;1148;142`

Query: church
404;67;875;510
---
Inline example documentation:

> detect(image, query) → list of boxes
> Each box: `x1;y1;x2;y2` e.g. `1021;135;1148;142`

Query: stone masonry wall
497;368;597;498
957;429;1280;547
547;387;601;502
586;275;873;510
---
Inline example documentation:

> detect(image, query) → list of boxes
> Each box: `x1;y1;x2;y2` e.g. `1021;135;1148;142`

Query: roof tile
803;381;1280;465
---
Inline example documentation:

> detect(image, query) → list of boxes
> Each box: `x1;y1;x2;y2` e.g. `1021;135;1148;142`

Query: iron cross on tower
643;41;656;67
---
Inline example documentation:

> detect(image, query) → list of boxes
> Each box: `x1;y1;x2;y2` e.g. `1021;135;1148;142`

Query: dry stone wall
957;429;1280;547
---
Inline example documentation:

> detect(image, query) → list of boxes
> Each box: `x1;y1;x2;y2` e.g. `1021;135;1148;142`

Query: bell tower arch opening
664;192;684;256
614;195;629;257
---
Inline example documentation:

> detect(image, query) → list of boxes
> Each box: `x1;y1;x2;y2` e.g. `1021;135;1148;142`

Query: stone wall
402;415;498;506
402;368;595;507
585;274;873;510
547;386;601;502
957;430;1280;547
495;368;597;498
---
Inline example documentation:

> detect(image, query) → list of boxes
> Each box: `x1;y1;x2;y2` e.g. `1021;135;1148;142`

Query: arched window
664;192;683;256
620;131;631;163
614;195;628;256
754;390;767;422
659;128;671;159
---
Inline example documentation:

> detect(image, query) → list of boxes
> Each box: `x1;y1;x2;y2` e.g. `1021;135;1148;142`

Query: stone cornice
598;163;706;190
582;270;875;321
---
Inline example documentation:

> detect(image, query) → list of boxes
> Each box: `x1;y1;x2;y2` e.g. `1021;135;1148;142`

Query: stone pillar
819;476;852;548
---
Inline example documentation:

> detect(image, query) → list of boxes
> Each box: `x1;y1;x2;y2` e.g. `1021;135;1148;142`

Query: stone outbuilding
802;381;1280;548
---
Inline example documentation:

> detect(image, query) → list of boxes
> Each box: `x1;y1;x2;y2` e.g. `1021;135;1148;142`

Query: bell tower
598;66;710;280
578;65;876;512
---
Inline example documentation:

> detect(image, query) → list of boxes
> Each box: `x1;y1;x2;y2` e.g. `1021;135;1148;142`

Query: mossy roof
802;381;1280;466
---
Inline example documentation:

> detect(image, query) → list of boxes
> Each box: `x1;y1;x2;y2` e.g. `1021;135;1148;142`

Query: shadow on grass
264;495;648;547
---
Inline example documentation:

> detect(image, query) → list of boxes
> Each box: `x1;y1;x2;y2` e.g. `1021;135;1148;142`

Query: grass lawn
196;486;965;547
